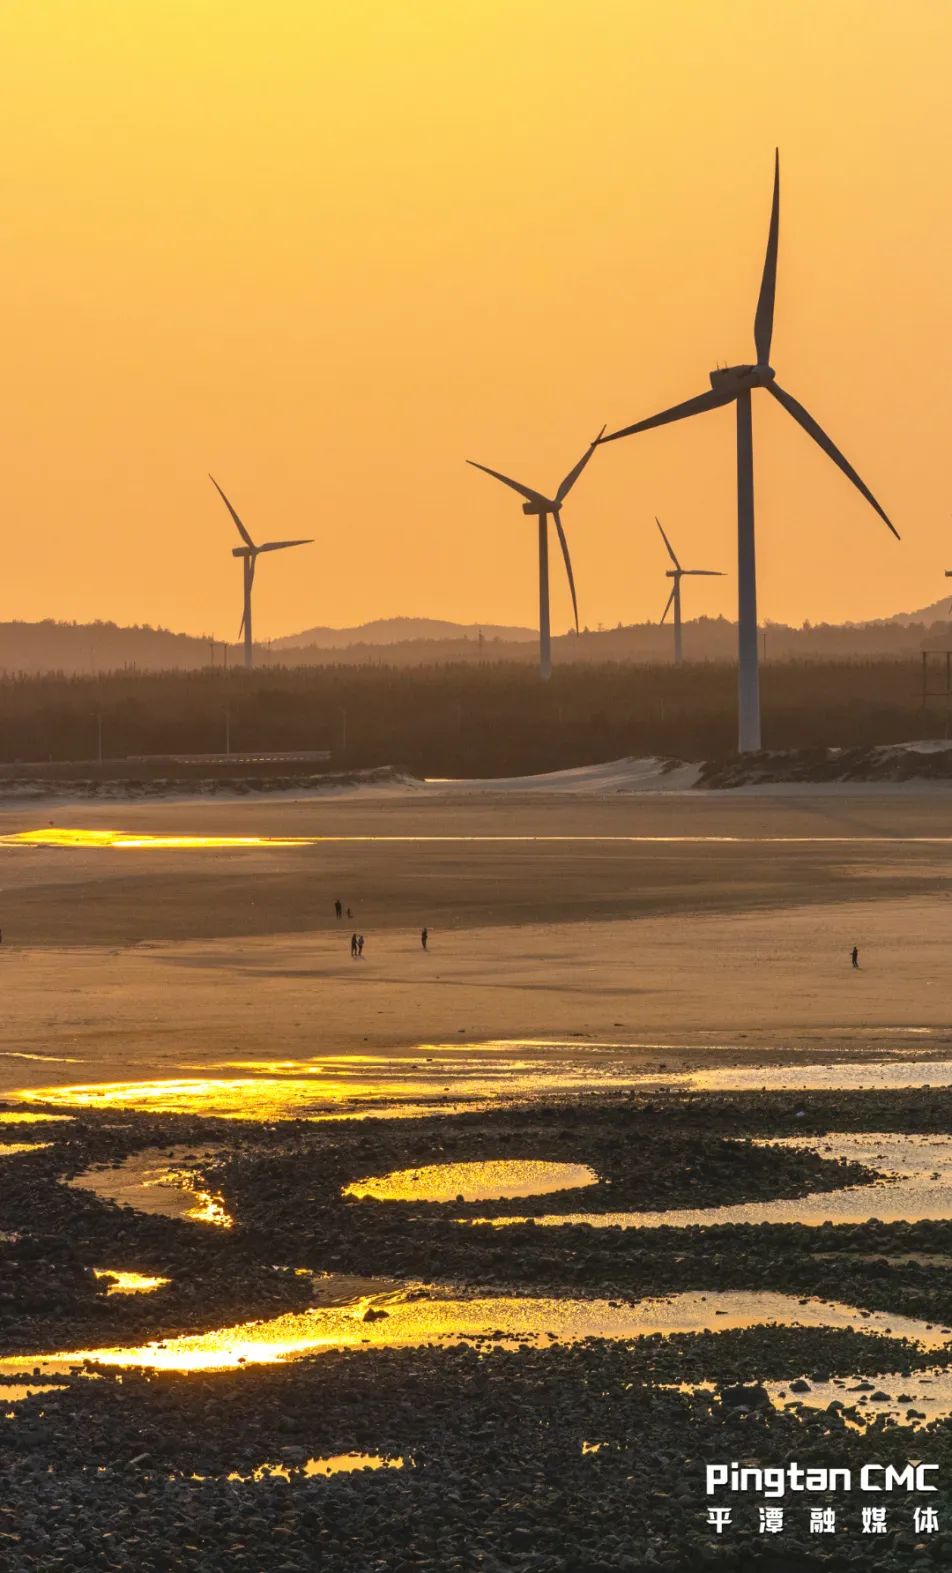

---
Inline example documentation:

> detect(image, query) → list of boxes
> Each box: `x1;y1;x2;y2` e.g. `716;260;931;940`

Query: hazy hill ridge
0;609;950;674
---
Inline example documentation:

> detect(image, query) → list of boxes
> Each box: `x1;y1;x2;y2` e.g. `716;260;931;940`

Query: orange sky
0;0;949;640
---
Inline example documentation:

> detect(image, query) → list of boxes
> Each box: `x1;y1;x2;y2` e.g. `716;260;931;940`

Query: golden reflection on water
93;1269;170;1296
0;1112;72;1125
0;1141;49;1157
0;829;310;850
1;1383;67;1408
8;827;952;849
345;1159;598;1204
19;1062;623;1121
0;1287;944;1378
232;1454;405;1482
70;1147;233;1228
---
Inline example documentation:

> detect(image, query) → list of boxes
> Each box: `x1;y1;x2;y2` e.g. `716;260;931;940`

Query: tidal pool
344;1159;598;1204
0;1112;73;1126
765;1368;952;1428
475;1133;952;1230
233;1454;405;1482
71;1148;232;1228
93;1269;170;1296
0;1286;944;1378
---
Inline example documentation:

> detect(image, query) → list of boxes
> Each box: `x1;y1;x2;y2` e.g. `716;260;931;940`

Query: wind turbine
209;476;312;670
656;518;723;665
599;151;898;752
466;429;603;679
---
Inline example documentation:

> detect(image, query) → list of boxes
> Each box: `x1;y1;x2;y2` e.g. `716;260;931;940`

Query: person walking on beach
421;927;428;951
335;899;342;920
851;945;859;969
357;934;365;958
351;932;359;959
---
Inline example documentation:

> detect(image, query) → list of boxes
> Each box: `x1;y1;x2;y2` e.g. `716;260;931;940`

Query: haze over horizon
1;1;949;640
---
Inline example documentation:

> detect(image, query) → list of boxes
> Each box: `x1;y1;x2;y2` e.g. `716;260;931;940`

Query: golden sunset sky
0;0;949;639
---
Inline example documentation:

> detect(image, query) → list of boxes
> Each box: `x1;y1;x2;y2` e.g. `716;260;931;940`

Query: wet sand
1;789;952;1097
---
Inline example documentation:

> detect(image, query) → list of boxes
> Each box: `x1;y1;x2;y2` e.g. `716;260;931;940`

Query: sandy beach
0;782;951;1098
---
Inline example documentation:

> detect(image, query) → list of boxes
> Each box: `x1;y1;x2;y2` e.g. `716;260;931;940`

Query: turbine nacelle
232;546;255;559
521;497;555;517
709;363;775;396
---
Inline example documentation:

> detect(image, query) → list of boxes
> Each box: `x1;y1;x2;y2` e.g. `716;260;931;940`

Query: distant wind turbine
209;476;312;670
466;430;603;679
656;519;723;665
599;151;898;752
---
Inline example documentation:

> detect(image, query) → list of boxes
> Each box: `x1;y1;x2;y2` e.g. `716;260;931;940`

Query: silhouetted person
346;907;353;920
350;932;359;959
421;927;428;951
851;946;859;969
335;899;342;920
357;934;365;958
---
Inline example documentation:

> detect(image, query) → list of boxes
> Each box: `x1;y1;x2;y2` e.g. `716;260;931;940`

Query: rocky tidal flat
3;1088;952;1569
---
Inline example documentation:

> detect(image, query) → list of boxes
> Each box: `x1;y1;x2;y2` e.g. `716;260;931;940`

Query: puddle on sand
765;1369;952;1429
94;1269;170;1296
18;1060;628;1121
478;1133;952;1231
0;1286;945;1377
0;1142;49;1158
669;1060;952;1092
345;1160;598;1204
0;830;313;850
70;1148;232;1228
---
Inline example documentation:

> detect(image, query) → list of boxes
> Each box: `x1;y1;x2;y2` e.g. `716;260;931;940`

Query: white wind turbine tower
466;429;603;680
656;518;723;665
209;476;312;670
599;151;898;751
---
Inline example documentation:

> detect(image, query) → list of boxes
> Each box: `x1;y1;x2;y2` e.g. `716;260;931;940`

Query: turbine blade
767;382;899;539
660;586;676;624
655;517;681;568
754;149;780;366
257;538;313;553
552;509;579;633
555;427;605;503
210;474;256;549
466;460;546;508
684;569;724;576
600;388;731;444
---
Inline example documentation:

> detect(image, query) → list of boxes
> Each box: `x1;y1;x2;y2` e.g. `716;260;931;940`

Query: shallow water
0;1141;49;1157
71;1148;232;1228
476;1133;952;1230
93;1269;170;1296
234;1454;404;1482
21;1060;626;1120
345;1159;598;1204
765;1367;952;1428
670;1059;952;1092
10;827;952;849
0;1286;944;1377
0;1112;73;1125
0;1383;67;1408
